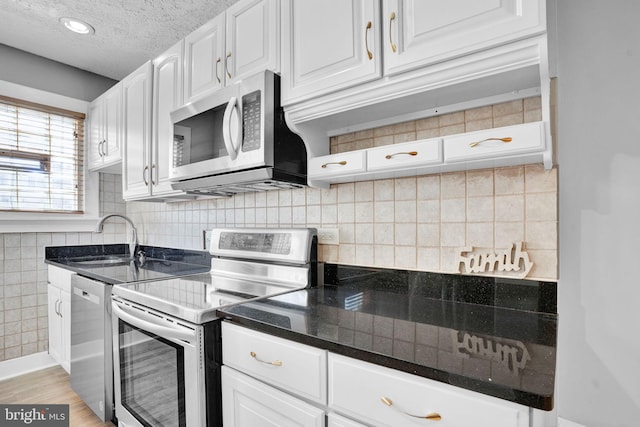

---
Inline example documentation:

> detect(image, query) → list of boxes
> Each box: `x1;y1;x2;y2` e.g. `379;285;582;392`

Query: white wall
557;1;640;426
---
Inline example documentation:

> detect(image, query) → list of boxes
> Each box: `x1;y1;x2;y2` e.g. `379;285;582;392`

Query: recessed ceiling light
59;17;95;35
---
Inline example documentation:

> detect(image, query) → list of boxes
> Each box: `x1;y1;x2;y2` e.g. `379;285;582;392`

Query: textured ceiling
0;0;239;80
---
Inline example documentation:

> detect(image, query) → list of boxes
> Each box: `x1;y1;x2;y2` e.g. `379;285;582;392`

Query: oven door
111;297;206;427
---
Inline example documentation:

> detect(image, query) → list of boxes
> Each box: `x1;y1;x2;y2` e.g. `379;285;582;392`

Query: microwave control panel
242;90;261;152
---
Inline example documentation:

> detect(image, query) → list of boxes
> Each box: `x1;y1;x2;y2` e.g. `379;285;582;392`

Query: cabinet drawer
328;354;529;427
328;412;367;427
444;121;545;163
47;265;74;293
222;367;325;427
308;150;366;181
222;322;327;404
367;138;442;173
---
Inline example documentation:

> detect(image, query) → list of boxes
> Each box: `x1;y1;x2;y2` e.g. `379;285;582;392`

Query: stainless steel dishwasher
70;275;113;422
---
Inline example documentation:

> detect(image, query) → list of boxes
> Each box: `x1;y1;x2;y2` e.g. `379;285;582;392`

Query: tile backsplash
129;96;557;281
0;174;126;362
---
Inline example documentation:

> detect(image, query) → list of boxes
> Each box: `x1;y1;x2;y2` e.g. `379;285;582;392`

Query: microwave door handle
222;96;241;160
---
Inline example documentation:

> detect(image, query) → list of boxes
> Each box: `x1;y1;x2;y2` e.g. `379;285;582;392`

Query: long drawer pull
321;160;347;168
468;137;512;148
250;351;283;367
385;151;418;159
380;397;442;421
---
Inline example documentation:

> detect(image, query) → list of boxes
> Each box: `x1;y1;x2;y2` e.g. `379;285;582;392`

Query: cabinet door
87;99;104;170
122;61;153;200
184;13;226;104
281;0;381;105
226;0;279;84
103;84;122;165
47;284;62;367
152;41;184;197
59;288;71;373
222;367;325;427
382;0;546;76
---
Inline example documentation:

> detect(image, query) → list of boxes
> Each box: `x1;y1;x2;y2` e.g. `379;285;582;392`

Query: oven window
118;320;186;427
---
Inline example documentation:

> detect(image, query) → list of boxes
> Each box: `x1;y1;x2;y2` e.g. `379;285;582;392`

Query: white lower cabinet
329;353;530;427
222;367;325;427
222;322;535;427
47;266;73;373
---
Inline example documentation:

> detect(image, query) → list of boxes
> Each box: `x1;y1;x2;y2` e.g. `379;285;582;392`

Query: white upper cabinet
184;0;279;104
88;83;122;172
281;0;381;105
226;0;280;83
149;41;187;199
122;61;153;200
382;0;546;76
184;13;226;104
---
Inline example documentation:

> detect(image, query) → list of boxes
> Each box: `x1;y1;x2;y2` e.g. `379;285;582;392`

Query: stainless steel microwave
169;70;307;196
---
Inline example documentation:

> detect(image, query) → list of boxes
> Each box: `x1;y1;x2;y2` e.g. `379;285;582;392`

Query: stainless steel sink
69;255;131;267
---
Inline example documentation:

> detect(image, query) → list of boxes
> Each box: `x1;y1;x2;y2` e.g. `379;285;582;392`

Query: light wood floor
0;366;115;427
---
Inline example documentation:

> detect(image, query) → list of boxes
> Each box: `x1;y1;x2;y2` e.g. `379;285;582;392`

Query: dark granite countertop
45;244;211;284
217;264;557;411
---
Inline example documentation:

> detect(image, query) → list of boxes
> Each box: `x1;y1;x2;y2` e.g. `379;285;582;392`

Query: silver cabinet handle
215;57;222;83
143;165;149;186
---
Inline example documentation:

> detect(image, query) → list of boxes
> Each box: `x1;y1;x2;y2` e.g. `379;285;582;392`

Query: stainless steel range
110;228;317;427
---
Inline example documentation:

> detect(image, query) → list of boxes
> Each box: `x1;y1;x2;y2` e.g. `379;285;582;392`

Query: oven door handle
112;300;196;344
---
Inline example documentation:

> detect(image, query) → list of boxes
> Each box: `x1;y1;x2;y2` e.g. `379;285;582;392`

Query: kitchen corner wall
0;173;126;362
128;96;558;282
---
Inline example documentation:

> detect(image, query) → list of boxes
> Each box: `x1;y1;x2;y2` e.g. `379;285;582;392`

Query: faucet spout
95;214;138;259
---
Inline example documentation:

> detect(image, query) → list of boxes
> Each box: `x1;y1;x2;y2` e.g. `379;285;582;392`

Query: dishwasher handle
112;299;196;344
73;287;100;305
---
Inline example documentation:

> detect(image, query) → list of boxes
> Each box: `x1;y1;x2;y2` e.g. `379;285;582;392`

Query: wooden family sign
457;242;533;279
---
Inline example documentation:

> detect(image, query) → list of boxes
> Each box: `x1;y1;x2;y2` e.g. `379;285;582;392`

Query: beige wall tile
439;111;465;127
493;99;523;116
416;116;439;130
467;222;495;247
417;247;440;271
526;193;558;221
374;201;395;222
441;223;465;247
395;177;417;201
495;222;525;248
374;245;395;268
441;172;466;199
465;118;493;132
355;181;374;202
441;198;466;222
465;105;493;121
337;203;355;223
417;175;440;200
339;223;355;244
440;123;466;136
356;244;374;266
395;246;417;269
374;134;394;147
467;197;494;222
526;221;558;250
355;223;374;244
374;223;395;245
417;200;440;223
527;250;558;280
416;128;440;140
417;223;440;247
395;223;417;246
395;200;417;223
526;165;558;193
374;179;395;201
494;113;524;127
495;195;525;222
495;166;524;195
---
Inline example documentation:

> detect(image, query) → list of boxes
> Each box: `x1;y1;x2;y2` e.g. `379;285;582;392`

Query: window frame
0;80;101;233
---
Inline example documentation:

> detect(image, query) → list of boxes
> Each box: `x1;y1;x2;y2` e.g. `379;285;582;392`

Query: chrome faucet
95;214;138;259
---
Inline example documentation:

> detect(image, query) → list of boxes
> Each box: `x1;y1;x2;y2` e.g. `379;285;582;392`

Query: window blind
0;95;85;213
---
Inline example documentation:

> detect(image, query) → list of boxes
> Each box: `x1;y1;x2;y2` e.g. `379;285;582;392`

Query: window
0;95;85;213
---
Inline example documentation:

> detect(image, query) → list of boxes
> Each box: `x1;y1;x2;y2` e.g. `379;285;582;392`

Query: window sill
0;216;102;233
